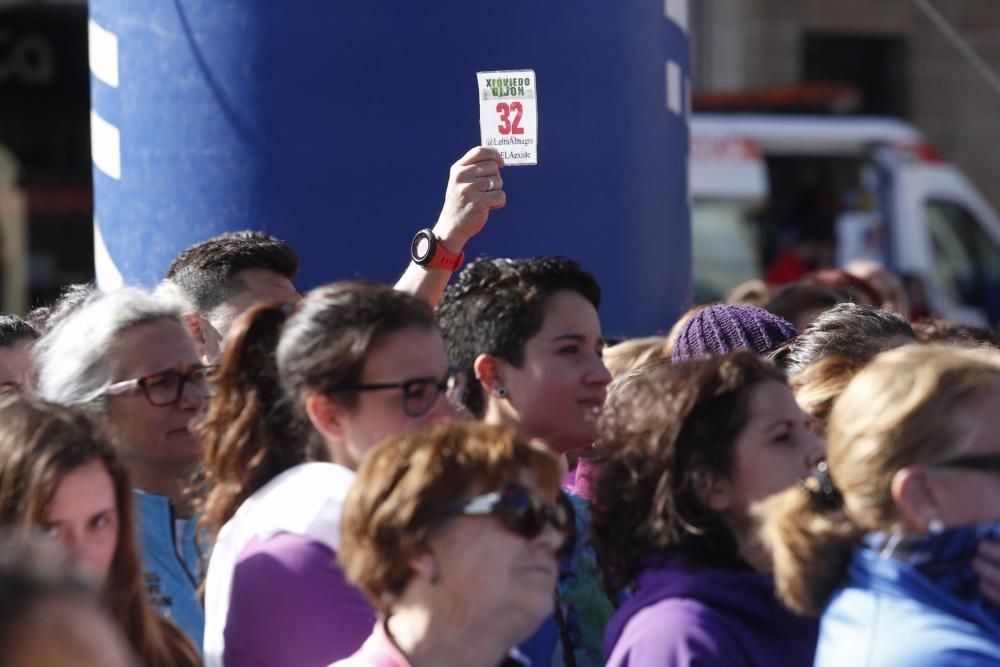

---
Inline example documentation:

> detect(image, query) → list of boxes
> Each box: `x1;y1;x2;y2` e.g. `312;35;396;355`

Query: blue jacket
817;548;1000;666
135;490;205;651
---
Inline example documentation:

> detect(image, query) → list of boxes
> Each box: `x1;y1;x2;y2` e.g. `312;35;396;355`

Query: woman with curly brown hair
592;352;824;666
0;394;199;667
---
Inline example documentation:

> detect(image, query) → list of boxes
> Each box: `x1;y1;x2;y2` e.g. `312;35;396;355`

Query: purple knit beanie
671;304;798;362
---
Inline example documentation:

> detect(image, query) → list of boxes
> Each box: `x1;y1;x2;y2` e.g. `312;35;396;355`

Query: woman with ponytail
760;344;1000;666
199;281;461;667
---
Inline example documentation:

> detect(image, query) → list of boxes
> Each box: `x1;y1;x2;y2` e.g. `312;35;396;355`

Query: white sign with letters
476;69;537;166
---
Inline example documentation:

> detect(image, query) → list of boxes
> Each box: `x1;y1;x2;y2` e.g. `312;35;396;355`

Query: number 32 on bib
477;69;537;166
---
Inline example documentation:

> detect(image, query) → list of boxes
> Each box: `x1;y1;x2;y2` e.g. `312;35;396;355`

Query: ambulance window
925;200;1000;310
692;199;762;302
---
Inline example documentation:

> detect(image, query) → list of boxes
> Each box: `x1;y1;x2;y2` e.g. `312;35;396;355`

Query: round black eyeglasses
104;365;216;407
329;368;466;418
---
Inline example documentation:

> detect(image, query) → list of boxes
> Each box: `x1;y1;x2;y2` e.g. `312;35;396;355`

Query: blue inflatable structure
88;1;691;337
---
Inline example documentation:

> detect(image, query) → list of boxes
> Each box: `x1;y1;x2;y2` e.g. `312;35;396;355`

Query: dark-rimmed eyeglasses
330;368;466;418
104;365;216;407
928;453;1000;472
445;483;575;554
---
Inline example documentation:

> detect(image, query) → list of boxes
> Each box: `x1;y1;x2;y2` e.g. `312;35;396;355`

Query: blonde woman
761;344;1000;666
788;355;865;437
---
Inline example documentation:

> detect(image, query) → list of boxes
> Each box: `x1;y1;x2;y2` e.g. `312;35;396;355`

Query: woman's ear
473;353;504;395
891;466;941;531
700;473;733;514
305;392;344;442
408;549;440;586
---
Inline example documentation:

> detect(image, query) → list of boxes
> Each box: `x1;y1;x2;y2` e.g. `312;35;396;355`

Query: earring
495;387;509;398
928;518;945;534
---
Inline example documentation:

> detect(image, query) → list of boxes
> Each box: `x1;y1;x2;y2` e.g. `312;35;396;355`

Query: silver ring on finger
487;177;496;192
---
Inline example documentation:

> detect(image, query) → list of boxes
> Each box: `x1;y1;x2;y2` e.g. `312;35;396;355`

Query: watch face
411;229;437;265
413;235;432;260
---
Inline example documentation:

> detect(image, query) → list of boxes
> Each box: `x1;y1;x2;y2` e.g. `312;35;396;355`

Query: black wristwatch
410;229;465;271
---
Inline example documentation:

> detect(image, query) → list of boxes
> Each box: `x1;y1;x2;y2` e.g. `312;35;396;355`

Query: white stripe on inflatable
90;110;121;180
88;19;119;88
93;218;124;291
664;0;688;33
686;75;692;120
666;60;682;115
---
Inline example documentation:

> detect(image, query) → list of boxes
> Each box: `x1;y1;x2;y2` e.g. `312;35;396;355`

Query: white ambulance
691;113;1000;325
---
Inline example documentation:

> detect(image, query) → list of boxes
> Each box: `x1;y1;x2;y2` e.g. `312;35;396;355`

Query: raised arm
394;146;505;307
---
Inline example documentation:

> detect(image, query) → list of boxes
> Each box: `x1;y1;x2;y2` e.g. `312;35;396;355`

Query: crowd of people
0;145;998;666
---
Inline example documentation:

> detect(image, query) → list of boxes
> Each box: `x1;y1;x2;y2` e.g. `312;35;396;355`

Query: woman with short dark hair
436;256;615;666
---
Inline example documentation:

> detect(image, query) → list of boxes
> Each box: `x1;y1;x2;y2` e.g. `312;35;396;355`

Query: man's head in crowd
780;302;916;377
164;231;300;362
0;315;38;389
436;256;612;455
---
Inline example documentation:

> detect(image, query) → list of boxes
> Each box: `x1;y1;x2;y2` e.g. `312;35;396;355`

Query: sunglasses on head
446;483;575;554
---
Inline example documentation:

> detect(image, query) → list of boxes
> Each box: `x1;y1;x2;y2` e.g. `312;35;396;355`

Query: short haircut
34;288;182;408
339;421;561;614
781;302;915;376
436;257;601;417
165;231;299;316
0;315;38;348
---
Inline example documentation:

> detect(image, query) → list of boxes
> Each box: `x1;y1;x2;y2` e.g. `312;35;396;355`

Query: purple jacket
204;462;374;667
604;558;817;667
223;533;375;666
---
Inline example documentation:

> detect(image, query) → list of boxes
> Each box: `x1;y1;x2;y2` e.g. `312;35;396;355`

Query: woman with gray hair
34;287;213;652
